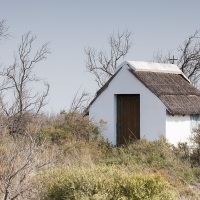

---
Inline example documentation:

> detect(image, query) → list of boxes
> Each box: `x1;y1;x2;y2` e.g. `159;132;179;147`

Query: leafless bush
0;131;59;200
69;89;91;114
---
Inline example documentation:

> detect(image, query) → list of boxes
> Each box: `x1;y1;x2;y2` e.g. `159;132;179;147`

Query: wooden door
117;94;140;145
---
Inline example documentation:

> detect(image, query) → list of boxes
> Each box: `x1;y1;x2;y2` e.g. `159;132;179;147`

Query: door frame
116;94;140;146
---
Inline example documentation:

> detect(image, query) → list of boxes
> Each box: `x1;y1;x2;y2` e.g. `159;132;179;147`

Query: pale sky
0;0;200;113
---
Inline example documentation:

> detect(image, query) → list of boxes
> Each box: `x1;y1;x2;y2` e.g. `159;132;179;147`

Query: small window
190;115;200;132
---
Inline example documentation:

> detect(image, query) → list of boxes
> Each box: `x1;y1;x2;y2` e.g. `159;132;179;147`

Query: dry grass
0;112;200;199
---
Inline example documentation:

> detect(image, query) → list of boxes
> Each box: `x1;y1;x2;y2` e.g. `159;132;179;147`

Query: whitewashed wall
89;64;166;145
166;114;198;145
166;114;200;145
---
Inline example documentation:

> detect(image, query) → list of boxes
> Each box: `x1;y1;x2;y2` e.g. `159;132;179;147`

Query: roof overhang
85;61;200;116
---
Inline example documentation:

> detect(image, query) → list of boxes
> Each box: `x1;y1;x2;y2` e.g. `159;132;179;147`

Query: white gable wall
89;64;167;145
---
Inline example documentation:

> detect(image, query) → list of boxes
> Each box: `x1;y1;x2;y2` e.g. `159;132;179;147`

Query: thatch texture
133;71;200;115
85;67;200;116
160;95;200;115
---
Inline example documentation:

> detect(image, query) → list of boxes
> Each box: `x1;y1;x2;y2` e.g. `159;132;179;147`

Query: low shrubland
35;166;176;200
0;111;200;199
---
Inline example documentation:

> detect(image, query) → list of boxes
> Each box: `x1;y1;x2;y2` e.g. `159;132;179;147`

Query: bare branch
70;88;90;114
154;30;200;87
0;133;57;200
178;30;200;86
0;20;9;40
0;32;50;135
85;30;133;87
153;50;173;64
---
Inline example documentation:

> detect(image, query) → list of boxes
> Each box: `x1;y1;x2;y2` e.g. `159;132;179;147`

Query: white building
86;61;200;146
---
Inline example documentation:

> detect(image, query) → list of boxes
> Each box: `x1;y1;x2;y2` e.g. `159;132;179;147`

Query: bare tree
178;30;200;86
154;30;200;86
0;20;9;40
0;32;50;135
85;30;133;87
153;51;173;64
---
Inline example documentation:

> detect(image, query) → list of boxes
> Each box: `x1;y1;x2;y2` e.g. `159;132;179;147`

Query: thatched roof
132;70;200;115
85;61;200;116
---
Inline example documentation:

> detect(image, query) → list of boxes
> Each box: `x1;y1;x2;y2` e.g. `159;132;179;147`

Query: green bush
174;127;200;167
190;128;200;166
36;166;176;200
40;112;101;144
102;138;196;184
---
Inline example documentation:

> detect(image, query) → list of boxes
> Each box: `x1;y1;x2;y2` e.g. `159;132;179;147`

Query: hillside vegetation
0;112;200;200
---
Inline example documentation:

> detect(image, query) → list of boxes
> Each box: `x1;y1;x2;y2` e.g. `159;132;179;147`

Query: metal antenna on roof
169;55;178;64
